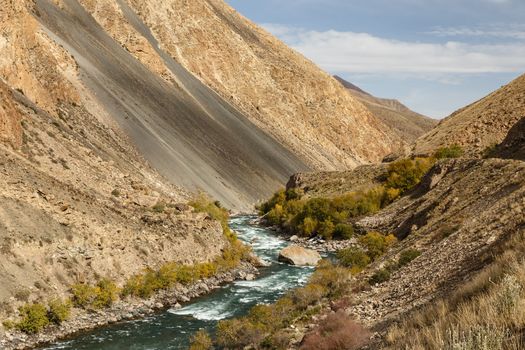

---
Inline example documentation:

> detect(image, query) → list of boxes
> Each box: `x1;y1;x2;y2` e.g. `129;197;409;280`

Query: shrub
189;193;231;235
71;279;118;309
47;299;71;324
332;223;354;240
291;284;327;310
434;145;463;159
398;249;421;267
111;189;120;197
337;247;371;272
152;202;166;213
309;261;351;297
216;318;266;348
71;283;97;308
16;303;50;334
258;189;286;215
358;232;397;261
369;269;391;285
386;157;435;194
300;217;318;237
300;310;371;350
189;329;213;350
93;278;118;309
318;219;335;240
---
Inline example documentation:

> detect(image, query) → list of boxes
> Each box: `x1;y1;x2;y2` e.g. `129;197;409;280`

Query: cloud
262;24;525;77
428;24;525;40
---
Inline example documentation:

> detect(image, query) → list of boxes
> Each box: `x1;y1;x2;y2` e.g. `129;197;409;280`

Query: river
43;216;315;349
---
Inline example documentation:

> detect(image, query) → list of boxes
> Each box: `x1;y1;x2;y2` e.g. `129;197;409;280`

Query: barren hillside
335;76;437;144
412;74;525;157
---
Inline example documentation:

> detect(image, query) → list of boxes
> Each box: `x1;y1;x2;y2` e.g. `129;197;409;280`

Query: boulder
278;245;322;266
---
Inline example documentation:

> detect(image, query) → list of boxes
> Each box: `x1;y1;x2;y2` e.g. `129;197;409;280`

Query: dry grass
386;231;525;349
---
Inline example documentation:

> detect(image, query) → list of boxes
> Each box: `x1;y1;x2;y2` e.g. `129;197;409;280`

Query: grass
385;231;525;349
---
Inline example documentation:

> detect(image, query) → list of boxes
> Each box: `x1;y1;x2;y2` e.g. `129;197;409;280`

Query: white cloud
262;24;525;77
428;24;525;40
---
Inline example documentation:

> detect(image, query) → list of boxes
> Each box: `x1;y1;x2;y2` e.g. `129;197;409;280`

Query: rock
133;194;159;207
172;303;182;310
245;273;255;281
278;245;322;266
289;235;299;242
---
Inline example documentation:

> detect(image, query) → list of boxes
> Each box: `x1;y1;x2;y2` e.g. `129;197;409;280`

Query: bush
309;261;351;297
216;318;266;348
434;145;463;159
71;283;97;308
71;279;118;309
189;329;213;350
300;310;371;350
292;284;327;310
318;219;335;240
332;223;354;240
16;303;50;334
337;247;371;272
152;202;166;213
111;189;120;197
47;299;71;324
358;232;397;261
93;279;119;309
369;268;391;285
398;249;421;267
386;157;435;194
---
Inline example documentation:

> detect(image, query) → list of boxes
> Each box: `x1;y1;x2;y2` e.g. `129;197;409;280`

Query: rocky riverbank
0;262;258;350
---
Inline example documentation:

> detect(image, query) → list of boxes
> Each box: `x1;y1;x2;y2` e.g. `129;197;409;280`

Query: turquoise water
43;216;314;349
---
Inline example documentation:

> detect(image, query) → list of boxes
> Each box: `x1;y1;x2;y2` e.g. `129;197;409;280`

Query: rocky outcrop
412;73;525;157
286;164;388;199
493;116;525;161
0;82;23;148
278;245;322;266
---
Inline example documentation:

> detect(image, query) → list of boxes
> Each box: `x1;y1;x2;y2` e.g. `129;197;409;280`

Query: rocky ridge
412;73;525;157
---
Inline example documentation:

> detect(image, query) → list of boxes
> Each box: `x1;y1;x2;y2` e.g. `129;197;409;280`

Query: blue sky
226;0;525;118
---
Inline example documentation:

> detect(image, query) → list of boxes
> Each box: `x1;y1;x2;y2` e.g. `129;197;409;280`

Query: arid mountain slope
110;0;404;168
0;76;227;316
0;0;405;210
412;73;525;157
335;76;437;143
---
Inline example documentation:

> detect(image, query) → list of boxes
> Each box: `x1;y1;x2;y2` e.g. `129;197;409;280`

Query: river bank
1;262;258;350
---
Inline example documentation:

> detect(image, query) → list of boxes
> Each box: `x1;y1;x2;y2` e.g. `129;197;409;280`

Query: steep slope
335;76;437;143
0;0;405;210
111;0;404;168
412;73;525;157
0;74;228;318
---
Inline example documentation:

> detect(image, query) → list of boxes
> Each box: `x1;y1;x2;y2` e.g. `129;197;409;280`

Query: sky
225;0;525;118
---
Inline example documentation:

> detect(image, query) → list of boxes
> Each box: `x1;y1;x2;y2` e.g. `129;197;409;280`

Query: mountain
335;76;437;144
0;0;405;211
412;73;525;157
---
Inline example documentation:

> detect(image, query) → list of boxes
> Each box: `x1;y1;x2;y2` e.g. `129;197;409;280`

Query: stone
245;273;256;281
289;235;299;242
278;245;322;266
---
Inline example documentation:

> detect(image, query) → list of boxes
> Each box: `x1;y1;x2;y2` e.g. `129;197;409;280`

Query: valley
0;0;524;349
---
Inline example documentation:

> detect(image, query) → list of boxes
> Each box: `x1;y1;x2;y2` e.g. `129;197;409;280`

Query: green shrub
318;219;335;240
337;247;371;273
71;279;118;309
434;145;463;159
2;320;15;330
369;269;391;285
358;232;397;261
47;299;71;324
398;249;421;267
309;261;351;297
386;157;435;194
258;189;286;215
93;279;119;309
332;223;354;240
300;217;318;237
71;283;97;308
16;303;49;334
189;329;213;350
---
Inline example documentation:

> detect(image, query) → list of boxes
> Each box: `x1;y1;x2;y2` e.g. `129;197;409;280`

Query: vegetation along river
43;216;315;349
